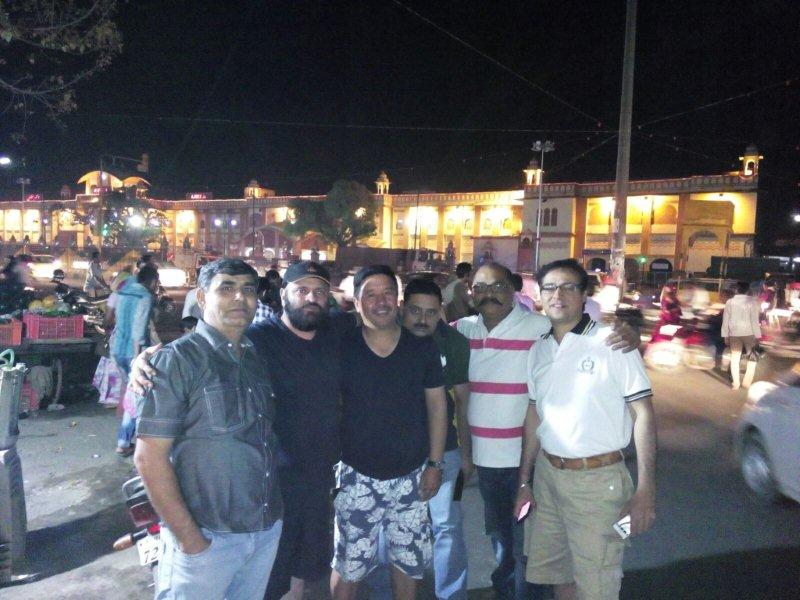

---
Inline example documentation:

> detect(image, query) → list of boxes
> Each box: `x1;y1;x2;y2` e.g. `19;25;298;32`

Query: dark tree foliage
0;0;122;136
284;179;377;248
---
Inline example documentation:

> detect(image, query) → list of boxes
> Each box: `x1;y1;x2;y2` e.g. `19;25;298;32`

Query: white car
736;380;800;503
27;254;62;280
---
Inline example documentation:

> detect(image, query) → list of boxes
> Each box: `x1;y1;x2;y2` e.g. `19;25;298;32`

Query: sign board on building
186;192;212;200
91;185;112;194
25;194;42;201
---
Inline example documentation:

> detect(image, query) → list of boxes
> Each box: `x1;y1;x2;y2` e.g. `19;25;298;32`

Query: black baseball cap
282;261;330;286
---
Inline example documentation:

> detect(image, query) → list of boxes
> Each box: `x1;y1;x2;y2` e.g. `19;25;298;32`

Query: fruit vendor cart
0;314;97;409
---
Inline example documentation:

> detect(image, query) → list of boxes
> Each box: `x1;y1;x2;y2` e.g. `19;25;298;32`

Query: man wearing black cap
131;260;353;600
253;261;354;600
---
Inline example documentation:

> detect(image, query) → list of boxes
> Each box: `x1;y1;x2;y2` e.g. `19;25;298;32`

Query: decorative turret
375;171;390;195
739;144;763;177
523;158;542;186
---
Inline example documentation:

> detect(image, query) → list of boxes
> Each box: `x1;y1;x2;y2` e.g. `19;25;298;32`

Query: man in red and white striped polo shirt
454;263;638;600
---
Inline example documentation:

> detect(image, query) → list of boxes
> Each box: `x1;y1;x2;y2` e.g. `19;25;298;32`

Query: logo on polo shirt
440;354;447;368
578;356;595;374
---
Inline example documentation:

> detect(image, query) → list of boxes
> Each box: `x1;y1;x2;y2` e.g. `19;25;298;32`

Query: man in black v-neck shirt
331;265;447;600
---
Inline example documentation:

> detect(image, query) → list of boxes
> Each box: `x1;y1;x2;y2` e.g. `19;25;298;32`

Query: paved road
4;351;799;598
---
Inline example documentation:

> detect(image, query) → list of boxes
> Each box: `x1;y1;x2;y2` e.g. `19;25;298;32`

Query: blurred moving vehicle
736;376;800;503
643;312;720;373
27;254;63;280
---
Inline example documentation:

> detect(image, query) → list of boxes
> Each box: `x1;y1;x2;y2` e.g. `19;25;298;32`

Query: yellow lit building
0;146;760;276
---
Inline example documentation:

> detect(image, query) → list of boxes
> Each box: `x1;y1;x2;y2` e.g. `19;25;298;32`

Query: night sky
2;0;799;251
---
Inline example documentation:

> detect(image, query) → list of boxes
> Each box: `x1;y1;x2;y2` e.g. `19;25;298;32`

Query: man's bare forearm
630;398;657;492
453;382;472;459
425;387;447;462
518;404;541;485
134;438;205;548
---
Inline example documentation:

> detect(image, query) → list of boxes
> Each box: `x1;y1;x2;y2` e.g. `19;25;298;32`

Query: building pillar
573;197;587;260
436;206;446;253
640;201;652;256
674;193;690;271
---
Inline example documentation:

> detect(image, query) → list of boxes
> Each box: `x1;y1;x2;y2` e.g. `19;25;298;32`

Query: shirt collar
196;319;254;351
543;312;595;339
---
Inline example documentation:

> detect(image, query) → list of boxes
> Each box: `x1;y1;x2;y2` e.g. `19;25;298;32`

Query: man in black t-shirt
331;265;447;600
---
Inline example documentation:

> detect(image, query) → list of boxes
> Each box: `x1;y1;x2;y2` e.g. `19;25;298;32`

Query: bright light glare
213;218;223;227
128;214;145;228
158;267;188;288
230;219;238;226
794;214;800;223
0;156;11;166
747;381;777;404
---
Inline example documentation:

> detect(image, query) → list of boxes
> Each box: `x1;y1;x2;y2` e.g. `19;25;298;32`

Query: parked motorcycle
112;476;160;580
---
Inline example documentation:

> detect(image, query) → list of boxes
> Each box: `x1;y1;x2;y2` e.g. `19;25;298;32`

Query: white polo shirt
527;314;652;459
455;304;551;468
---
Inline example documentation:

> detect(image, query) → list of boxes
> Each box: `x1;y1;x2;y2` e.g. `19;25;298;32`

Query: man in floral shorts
331;265;448;600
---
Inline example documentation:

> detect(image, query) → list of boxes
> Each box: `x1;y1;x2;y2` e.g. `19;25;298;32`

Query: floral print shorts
331;463;432;582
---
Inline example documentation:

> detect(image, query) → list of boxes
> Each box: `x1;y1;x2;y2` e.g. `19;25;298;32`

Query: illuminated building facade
0;146;760;275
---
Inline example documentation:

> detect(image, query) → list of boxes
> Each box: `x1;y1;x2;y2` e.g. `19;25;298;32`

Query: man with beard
131;261;352;600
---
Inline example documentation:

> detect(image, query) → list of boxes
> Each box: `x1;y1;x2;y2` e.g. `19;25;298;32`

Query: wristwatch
426;459;445;470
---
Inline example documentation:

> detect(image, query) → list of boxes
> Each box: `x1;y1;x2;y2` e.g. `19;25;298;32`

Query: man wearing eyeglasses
515;259;656;600
453;262;639;599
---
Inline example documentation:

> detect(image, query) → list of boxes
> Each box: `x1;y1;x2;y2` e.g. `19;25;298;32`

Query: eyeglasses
540;282;583;294
472;282;510;294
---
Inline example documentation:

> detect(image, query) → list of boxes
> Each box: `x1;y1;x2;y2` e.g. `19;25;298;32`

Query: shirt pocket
203;383;245;433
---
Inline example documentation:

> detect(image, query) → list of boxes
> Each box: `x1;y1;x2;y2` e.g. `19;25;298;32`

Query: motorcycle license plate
137;534;161;566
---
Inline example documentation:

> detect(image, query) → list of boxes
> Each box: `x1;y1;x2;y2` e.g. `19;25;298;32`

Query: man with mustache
453;263;639;599
132;261;351;600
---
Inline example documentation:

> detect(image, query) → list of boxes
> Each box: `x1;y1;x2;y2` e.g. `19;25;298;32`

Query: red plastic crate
23;312;84;340
0;319;23;346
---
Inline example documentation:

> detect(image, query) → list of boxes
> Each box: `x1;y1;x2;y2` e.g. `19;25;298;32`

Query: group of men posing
130;255;656;600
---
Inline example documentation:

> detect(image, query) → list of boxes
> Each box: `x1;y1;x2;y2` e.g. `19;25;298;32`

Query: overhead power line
389;0;604;126
82;112;612;134
635;77;797;129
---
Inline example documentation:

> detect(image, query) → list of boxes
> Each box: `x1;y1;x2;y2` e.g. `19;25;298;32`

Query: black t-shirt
340;326;444;480
247;313;355;475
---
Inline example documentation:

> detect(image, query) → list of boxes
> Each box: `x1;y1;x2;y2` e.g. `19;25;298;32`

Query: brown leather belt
543;449;623;471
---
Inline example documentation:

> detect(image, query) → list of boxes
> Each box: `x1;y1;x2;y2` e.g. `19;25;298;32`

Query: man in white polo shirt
453;263;638;600
515;259;657;600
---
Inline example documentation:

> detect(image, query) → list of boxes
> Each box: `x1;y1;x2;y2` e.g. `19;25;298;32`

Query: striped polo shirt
454;304;550;468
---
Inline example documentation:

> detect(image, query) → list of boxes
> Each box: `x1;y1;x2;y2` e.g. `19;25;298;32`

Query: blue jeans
156;521;283;599
476;466;547;600
113;355;135;449
117;411;136;449
367;449;468;599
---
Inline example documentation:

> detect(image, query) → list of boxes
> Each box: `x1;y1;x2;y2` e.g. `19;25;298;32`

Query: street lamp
532;140;555;271
793;214;800;224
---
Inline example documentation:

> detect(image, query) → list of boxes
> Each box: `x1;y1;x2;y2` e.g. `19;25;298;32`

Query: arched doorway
588;257;607;272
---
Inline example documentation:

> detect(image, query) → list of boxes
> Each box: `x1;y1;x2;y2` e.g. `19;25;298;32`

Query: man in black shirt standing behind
331;265;447;600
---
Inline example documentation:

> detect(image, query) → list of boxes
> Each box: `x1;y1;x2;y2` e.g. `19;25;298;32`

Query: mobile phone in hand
516;501;531;522
613;515;631;539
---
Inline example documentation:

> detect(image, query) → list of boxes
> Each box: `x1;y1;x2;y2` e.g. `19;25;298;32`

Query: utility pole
609;0;637;290
532;140;555;271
